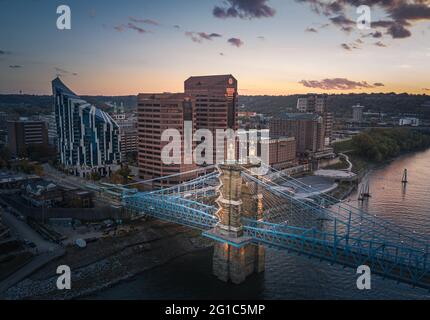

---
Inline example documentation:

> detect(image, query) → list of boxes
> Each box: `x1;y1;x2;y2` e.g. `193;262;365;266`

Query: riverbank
0;219;213;299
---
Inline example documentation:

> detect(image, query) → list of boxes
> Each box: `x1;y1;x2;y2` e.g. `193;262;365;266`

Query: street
2;210;59;253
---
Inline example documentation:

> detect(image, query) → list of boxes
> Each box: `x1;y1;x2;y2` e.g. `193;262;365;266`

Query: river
91;149;430;300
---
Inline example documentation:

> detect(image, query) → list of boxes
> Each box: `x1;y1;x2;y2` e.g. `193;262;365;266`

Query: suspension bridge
120;161;430;289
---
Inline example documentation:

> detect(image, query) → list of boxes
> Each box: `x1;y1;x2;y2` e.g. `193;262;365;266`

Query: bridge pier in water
207;163;265;284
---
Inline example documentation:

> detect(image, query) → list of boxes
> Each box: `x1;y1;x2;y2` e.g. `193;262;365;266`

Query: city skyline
1;0;430;95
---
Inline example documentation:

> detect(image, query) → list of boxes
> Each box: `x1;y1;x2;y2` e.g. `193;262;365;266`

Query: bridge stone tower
205;163;265;284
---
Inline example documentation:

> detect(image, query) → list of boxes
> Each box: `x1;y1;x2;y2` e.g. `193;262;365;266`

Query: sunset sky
1;0;429;95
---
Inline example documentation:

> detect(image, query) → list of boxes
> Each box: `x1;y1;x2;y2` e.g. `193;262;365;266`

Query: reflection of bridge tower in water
205;163;265;284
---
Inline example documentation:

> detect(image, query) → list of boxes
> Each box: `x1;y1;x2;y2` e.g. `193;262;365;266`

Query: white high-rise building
352;105;365;123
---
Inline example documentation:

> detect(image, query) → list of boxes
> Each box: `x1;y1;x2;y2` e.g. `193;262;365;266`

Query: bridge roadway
124;191;430;290
243;219;429;289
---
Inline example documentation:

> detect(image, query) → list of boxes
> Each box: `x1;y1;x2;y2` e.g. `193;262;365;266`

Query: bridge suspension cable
256;163;430;243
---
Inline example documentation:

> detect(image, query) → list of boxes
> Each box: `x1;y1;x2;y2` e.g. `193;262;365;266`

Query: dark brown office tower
269;113;325;155
7;120;48;157
297;95;332;145
184;74;238;163
137;93;197;189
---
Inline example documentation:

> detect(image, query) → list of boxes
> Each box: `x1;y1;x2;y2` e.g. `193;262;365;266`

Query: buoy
402;169;408;184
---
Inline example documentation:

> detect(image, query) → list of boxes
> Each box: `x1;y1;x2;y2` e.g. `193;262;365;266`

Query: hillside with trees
1;93;429;119
239;93;430;119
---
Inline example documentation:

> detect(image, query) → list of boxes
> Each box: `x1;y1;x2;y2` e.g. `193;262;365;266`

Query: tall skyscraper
137;93;197;188
52;78;121;177
184;74;238;163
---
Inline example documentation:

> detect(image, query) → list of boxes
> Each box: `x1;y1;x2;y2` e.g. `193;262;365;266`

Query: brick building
137;93;197;188
270;113;325;156
184;74;238;163
7;120;48;157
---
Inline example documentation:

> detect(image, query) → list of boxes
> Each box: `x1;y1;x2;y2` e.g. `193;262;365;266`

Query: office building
260;137;297;169
399;117;420;127
184;74;238;162
137;93;197;188
352;104;365;123
296;95;332;145
52;77;121;177
38;113;58;146
270;113;325;155
112;111;138;159
7;119;48;157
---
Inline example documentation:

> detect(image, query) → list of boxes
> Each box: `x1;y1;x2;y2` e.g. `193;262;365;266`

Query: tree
34;164;44;176
90;172;101;181
0;146;11;169
351;128;430;163
113;164;131;184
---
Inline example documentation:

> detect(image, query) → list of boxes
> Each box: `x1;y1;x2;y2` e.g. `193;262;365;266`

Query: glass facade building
52;77;121;177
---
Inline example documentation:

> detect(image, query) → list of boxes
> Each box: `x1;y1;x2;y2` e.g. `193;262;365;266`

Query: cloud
423;88;430;91
374;41;387;47
371;31;383;38
113;18;156;34
114;25;126;32
363;31;383;38
127;23;148;34
129;17;160;26
387;23;411;38
198;32;222;40
341;43;351;50
213;0;276;19
341;41;361;50
389;3;430;21
55;67;78;77
185;31;222;43
9;65;22;69
299;78;384;90
0;50;11;55
305;27;318;33
296;0;430;41
330;14;354;28
228;37;244;47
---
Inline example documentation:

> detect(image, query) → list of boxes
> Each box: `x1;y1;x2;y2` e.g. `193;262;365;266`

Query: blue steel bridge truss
122;165;430;290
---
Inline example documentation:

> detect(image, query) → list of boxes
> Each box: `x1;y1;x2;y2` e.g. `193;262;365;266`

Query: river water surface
92;149;430;299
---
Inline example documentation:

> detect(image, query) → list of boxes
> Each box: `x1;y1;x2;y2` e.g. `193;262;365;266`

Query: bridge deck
244;224;429;290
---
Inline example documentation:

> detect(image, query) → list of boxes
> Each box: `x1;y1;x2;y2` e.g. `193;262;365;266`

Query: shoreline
331;147;430;201
1;220;214;300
